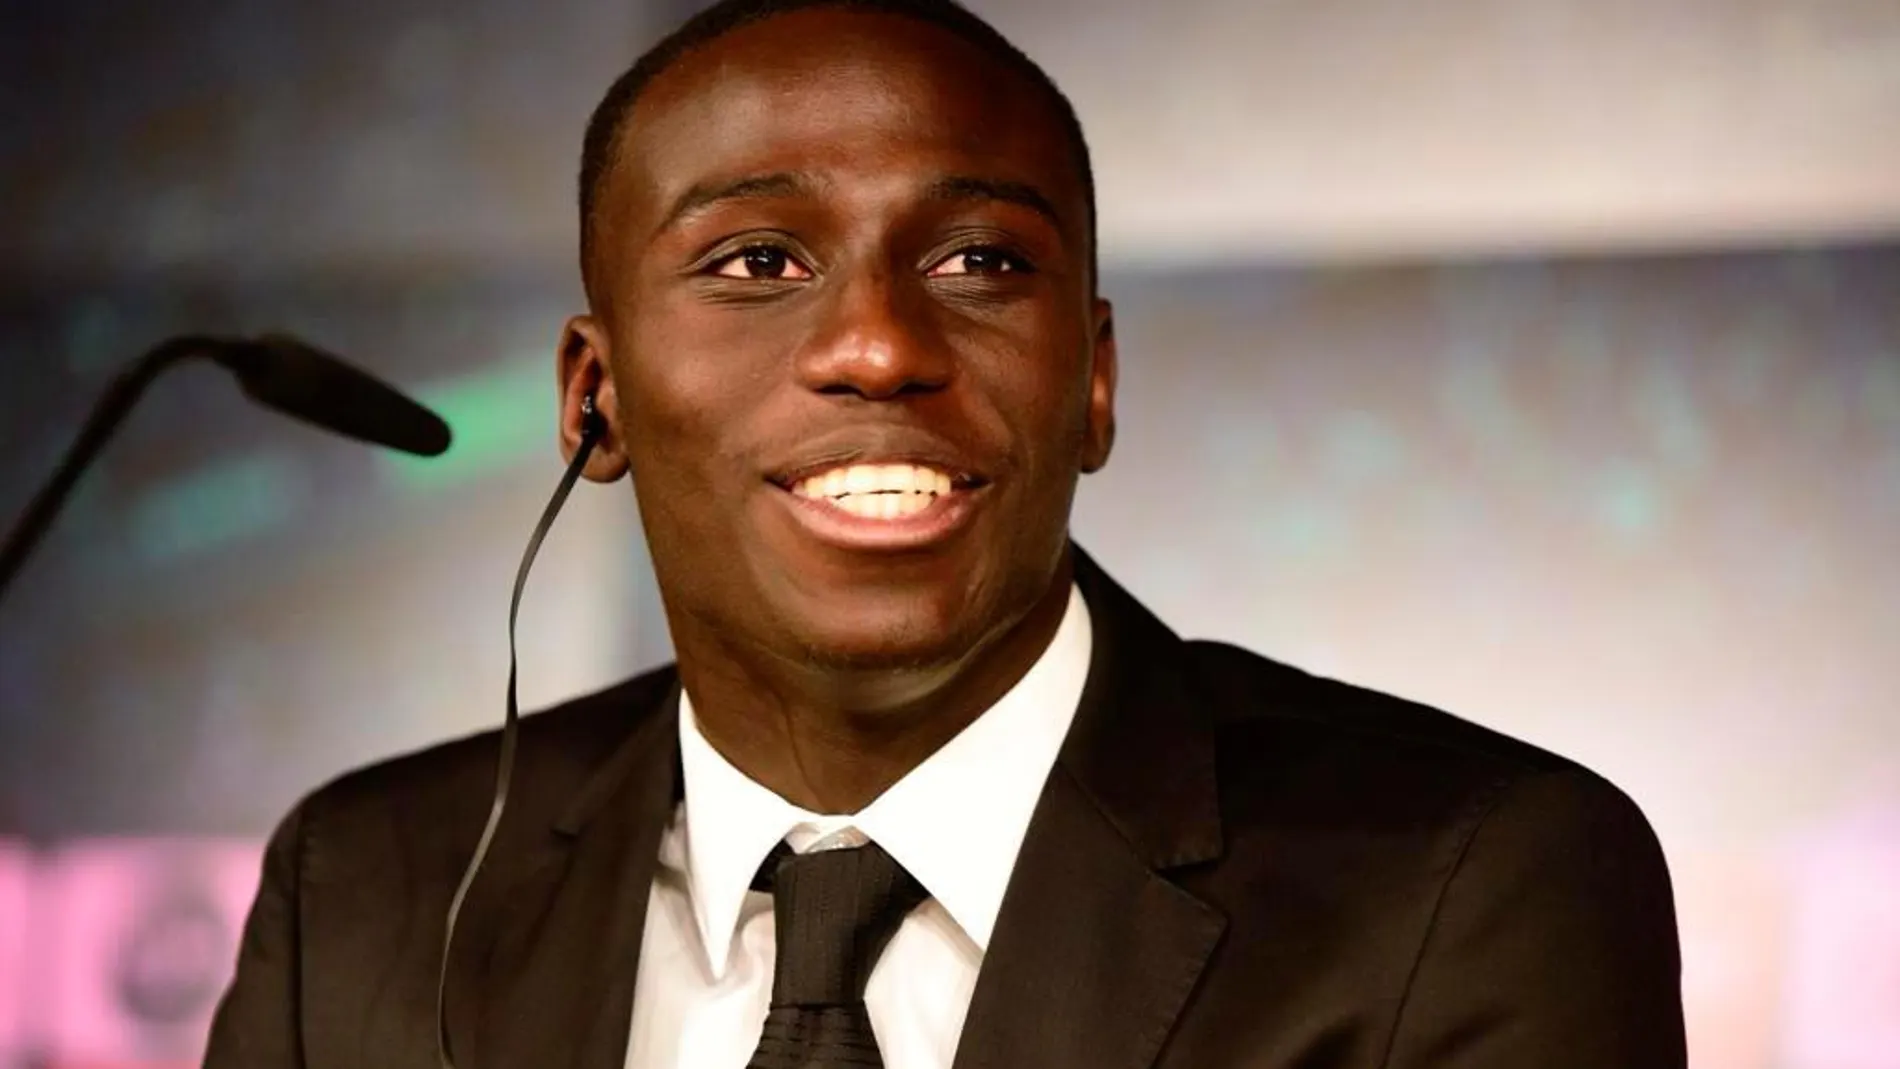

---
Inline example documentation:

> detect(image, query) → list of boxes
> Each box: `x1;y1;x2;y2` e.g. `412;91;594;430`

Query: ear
1080;297;1118;474
557;315;632;483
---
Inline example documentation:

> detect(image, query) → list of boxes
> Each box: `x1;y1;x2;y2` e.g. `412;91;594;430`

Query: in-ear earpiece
580;392;605;441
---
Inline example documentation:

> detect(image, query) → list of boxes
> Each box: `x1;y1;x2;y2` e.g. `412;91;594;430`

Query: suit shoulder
1183;639;1591;791
1180;641;1670;888
300;665;677;827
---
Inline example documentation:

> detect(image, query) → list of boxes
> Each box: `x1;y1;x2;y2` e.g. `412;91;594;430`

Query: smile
772;461;986;550
790;463;963;518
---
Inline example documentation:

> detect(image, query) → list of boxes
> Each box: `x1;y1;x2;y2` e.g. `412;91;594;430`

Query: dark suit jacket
204;553;1686;1068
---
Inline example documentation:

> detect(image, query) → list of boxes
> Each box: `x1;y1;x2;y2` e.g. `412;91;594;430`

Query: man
205;1;1686;1066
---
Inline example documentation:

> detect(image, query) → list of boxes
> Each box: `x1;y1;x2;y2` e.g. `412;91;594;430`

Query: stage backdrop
2;2;1898;1068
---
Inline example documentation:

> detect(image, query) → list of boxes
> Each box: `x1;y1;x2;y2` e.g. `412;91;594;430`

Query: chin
735;527;1065;678
750;564;999;674
784;596;986;674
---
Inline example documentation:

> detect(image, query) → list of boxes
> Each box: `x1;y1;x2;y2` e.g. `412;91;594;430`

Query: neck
671;557;1075;814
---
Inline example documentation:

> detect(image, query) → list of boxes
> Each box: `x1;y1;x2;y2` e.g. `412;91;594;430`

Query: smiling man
205;2;1686;1068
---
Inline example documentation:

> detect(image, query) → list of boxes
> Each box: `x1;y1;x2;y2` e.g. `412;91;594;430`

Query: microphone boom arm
0;332;450;608
0;335;224;604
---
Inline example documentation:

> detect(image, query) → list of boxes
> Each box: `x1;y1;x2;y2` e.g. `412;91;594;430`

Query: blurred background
1;0;1897;1065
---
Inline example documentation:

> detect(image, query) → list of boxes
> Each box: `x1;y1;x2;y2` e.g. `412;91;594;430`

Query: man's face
568;8;1116;675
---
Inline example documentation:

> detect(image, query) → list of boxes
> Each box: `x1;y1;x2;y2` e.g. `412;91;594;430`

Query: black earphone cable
436;395;605;1069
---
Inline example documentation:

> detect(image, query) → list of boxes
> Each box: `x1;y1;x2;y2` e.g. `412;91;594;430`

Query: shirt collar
677;582;1093;976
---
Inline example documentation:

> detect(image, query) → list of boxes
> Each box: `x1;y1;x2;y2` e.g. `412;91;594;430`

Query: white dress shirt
623;583;1093;1069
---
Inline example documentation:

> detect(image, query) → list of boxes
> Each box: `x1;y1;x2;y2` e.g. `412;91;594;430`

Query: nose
793;271;951;400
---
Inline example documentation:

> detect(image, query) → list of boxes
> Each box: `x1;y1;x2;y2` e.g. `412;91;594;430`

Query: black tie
747;840;929;1068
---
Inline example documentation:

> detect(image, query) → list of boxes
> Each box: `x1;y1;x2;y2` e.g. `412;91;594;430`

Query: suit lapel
445;683;683;1069
951;550;1228;1069
949;767;1226;1069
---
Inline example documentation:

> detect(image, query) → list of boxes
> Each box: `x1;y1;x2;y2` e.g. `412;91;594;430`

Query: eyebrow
654;172;816;236
925;175;1064;230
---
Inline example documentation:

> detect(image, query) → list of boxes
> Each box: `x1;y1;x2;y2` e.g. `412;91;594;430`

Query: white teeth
824;491;932;519
790;462;960;519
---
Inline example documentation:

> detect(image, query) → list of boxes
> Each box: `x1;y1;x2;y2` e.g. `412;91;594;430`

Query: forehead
611;9;1083;230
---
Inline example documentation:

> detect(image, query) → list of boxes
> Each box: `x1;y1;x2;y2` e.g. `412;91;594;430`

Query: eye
928;246;1032;277
710;244;813;280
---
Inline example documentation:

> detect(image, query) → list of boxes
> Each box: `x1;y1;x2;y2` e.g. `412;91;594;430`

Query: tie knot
758;839;928;1007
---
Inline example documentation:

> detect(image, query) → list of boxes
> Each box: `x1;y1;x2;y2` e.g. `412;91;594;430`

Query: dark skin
555;9;1116;814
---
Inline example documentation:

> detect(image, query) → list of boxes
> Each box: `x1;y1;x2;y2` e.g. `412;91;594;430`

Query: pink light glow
38;838;262;1068
0;841;30;1063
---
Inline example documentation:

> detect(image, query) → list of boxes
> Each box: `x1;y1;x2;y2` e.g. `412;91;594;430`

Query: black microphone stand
0;335;224;605
0;332;449;607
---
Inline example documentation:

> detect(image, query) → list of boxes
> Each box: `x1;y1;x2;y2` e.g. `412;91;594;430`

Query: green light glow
130;454;302;563
382;358;554;491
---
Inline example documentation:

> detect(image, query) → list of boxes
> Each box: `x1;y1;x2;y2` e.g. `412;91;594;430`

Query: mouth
767;460;989;550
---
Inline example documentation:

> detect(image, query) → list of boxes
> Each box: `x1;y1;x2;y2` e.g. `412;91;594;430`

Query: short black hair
577;0;1097;288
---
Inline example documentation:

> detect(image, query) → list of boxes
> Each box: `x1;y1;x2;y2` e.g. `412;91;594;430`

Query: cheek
973;317;1095;463
616;315;779;483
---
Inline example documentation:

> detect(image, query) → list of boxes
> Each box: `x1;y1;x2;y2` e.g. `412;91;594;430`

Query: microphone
214;334;453;458
0;333;452;606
